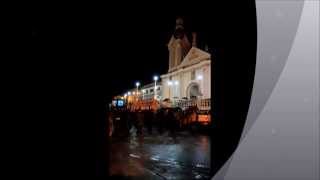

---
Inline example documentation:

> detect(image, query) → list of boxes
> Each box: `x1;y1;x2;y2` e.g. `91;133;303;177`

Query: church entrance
187;82;202;99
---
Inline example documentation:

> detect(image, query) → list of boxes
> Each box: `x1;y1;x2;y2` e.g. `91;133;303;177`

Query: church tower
168;17;191;72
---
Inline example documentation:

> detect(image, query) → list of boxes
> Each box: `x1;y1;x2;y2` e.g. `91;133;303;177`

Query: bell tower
168;17;191;72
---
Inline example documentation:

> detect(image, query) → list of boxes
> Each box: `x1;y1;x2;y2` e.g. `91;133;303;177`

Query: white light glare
197;75;203;80
153;76;158;81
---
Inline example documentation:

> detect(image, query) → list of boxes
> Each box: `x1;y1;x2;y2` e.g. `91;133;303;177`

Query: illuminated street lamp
135;82;140;101
136;82;140;92
153;75;158;100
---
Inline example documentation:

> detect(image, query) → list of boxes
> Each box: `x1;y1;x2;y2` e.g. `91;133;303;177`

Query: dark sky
32;3;233;102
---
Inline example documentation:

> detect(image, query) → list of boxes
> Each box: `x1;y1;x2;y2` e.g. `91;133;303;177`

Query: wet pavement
109;129;211;180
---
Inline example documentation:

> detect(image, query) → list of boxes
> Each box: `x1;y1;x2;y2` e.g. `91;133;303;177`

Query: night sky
32;3;226;103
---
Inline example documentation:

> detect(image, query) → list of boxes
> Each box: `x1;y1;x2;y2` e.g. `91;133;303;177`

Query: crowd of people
107;107;186;138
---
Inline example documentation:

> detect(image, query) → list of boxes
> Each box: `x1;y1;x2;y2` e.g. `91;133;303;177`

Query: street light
136;81;140;93
153;76;158;81
135;82;140;101
136;82;140;88
153;76;158;100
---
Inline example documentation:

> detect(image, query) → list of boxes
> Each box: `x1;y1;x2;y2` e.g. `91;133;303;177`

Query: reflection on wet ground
109;130;211;180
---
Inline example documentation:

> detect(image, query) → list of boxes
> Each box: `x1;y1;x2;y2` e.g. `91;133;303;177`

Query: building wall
161;77;169;99
181;71;191;98
161;61;211;100
141;85;162;100
199;63;211;99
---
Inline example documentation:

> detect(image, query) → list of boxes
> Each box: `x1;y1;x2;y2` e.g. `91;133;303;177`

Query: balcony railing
126;98;211;112
174;98;211;111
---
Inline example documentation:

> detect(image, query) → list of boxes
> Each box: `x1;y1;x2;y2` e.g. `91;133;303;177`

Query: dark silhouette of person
136;109;144;136
156;108;164;135
121;109;130;137
167;109;176;139
107;111;113;137
130;111;138;136
174;108;182;131
113;109;121;137
127;110;133;134
145;109;153;135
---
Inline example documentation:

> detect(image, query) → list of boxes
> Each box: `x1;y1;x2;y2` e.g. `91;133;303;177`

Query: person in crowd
174;107;182;131
136;109;144;136
156;108;164;135
121;109;129;137
132;110;138;135
145;109;153;135
167;108;177;139
107;111;113;137
112;109;120;137
126;109;133;134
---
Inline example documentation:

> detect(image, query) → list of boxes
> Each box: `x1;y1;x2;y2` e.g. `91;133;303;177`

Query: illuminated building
160;18;211;103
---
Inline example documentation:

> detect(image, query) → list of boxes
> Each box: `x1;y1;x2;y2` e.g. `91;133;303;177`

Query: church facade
160;18;211;102
112;18;211;111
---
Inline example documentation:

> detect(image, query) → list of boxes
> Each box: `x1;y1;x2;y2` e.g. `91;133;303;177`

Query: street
109;129;211;180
